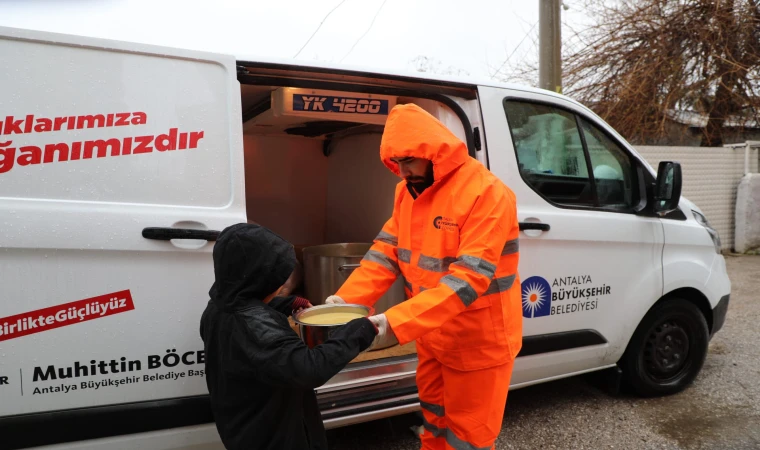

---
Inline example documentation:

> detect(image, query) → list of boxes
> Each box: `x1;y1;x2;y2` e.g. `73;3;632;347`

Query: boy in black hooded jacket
199;223;378;450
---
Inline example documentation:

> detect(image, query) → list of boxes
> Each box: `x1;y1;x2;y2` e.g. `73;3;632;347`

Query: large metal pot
293;304;373;349
302;243;406;350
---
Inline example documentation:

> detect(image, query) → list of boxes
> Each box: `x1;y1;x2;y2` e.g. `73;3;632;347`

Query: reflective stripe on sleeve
363;249;400;275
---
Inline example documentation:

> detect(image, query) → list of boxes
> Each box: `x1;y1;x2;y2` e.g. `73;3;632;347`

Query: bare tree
409;55;470;77
501;0;760;146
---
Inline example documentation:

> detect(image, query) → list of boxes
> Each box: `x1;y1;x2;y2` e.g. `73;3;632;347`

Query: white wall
325;132;399;243
735;174;760;253
243;134;328;246
635;145;760;252
244;132;399;247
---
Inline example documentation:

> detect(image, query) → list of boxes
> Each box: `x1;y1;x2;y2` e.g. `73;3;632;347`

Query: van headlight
692;210;721;254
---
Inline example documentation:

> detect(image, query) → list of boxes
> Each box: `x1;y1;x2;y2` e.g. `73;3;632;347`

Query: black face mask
406;163;434;195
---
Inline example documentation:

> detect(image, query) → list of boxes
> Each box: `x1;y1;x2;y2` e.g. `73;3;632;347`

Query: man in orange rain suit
326;103;523;450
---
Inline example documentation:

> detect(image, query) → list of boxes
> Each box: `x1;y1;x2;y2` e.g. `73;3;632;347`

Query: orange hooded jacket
335;103;522;371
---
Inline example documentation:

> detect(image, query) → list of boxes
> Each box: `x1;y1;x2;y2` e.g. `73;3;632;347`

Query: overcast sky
0;0;588;83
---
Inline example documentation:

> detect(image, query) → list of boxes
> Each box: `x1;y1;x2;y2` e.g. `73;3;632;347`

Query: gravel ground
326;255;760;450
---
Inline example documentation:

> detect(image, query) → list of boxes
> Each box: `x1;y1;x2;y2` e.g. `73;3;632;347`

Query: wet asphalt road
326;255;760;450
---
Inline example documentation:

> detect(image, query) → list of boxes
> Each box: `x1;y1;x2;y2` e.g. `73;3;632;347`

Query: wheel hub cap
645;321;690;377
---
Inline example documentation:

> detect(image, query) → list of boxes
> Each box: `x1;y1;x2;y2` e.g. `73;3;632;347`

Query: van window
503;101;593;206
579;117;634;208
503;100;636;210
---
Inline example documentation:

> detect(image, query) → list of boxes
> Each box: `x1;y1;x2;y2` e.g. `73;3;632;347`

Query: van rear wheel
620;298;709;397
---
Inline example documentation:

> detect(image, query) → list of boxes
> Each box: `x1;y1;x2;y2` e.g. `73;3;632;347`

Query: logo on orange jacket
433;216;458;231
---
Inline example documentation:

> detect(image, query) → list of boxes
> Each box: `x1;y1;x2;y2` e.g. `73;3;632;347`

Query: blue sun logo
521;276;552;318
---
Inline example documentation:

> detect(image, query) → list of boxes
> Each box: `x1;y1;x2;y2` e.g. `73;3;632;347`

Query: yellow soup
299;311;366;325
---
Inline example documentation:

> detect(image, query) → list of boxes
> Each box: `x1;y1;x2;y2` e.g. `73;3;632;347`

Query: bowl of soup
293;304;374;348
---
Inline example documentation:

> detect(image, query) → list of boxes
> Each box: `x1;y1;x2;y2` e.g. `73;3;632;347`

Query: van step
318;381;418;414
320;389;420;421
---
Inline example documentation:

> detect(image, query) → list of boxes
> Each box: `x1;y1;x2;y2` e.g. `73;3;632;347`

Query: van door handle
142;227;220;241
519;222;550;232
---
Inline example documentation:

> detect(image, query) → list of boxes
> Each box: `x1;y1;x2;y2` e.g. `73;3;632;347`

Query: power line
340;0;388;63
293;0;347;59
490;21;537;79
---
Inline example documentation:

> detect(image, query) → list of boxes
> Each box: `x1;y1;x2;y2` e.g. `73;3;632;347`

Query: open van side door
0;26;244;447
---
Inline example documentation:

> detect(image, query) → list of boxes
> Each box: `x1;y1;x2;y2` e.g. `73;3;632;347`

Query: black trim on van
142;227;220;241
242;96;272;123
237;74;478;158
0;330;606;448
519;222;551;232
236;62;479;98
0;395;214;450
711;294;730;337
660;207;689;221
518;329;607;357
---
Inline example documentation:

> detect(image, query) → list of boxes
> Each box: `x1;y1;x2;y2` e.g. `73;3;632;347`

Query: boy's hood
209;223;296;312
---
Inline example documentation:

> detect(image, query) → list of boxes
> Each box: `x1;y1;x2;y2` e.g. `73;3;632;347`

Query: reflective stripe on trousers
421;416;493;450
416;342;514;450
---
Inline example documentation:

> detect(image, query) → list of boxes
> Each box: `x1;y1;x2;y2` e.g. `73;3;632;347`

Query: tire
619;297;709;397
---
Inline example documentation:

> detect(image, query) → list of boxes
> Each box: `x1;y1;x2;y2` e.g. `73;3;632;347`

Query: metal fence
635;143;760;252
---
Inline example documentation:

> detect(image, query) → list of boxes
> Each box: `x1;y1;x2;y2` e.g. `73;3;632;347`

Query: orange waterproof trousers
416;342;514;450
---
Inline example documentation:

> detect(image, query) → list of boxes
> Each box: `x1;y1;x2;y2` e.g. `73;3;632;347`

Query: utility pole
539;0;562;93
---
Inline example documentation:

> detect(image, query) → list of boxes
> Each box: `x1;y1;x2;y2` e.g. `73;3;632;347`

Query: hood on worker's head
209;223;296;312
379;103;469;182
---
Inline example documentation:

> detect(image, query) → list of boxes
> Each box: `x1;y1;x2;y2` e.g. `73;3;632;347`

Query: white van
0;26;730;449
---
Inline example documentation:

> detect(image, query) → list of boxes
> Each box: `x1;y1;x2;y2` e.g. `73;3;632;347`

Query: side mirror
653;161;682;215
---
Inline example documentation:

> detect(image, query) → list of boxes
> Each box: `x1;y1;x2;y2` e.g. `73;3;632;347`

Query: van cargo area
236;79;477;426
239;84;472;254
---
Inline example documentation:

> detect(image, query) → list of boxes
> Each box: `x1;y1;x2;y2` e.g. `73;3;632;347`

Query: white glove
367;314;395;351
325;295;346;304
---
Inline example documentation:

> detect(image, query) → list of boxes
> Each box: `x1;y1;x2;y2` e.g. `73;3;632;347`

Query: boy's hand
291;297;313;315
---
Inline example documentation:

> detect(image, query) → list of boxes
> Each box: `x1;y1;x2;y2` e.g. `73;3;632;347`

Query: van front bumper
711;294;730;338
